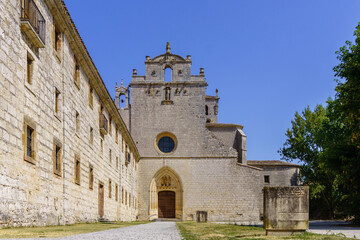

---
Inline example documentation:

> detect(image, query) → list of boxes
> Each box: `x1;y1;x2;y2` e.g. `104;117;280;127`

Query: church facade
0;0;299;227
115;44;299;223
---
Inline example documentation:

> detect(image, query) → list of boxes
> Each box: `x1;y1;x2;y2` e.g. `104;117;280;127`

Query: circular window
155;132;177;154
158;136;175;153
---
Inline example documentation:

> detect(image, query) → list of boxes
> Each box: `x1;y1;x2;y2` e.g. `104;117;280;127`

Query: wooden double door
158;191;175;218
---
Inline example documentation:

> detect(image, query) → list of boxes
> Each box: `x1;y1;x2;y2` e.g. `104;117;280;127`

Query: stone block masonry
0;0;139;227
264;186;309;236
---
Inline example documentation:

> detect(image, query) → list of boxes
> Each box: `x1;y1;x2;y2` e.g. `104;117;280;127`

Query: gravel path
3;222;182;240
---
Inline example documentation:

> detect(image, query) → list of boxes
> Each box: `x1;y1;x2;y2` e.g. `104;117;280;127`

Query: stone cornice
130;81;208;87
206;123;244;130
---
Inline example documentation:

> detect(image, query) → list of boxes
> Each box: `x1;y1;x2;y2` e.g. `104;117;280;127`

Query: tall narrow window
74;57;80;88
27;55;33;84
89;86;93;108
109;149;112;164
125;190;127;205
26;126;34;158
122;138;124;152
100;138;103;155
55;88;60;114
129;193;131;207
54;26;61;53
115;184;118;201
74;155;80;185
89;165;94;190
53;141;62;176
75;111;80;134
205;105;209;115
108;179;112;198
115;126;118;144
90;127;93;145
164;67;172;82
116;156;119;169
24;123;35;164
122;187;124;204
109;116;112;136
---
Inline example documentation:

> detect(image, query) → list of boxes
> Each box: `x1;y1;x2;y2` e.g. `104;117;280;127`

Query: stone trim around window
23;116;37;165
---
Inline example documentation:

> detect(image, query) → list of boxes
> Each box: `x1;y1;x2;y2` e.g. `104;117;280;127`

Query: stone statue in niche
151;70;156;76
165;87;171;100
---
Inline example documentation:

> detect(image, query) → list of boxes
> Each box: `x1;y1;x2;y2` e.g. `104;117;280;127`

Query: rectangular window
27;55;33;84
74;57;80;88
24;124;36;165
74;155;80;185
122;187;124;204
26;126;33;157
264;175;270;184
109;179;112;198
115;126;118;144
109;116;112;136
115;184;118;201
129;193;131;207
75;111;80;134
90;127;93;145
53;141;62;176
125;190;127;205
89;86;93;108
55;88;60;114
89;165;94;190
100;138;103;155
116;156;119;169
122;138;124;152
54;26;61;53
109;149;112;164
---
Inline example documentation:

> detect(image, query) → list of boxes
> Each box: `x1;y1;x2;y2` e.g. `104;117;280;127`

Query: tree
329;23;360;223
279;105;339;219
280;23;360;223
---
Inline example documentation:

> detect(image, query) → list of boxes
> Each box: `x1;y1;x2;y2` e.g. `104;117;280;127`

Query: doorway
98;183;104;218
158;191;175;218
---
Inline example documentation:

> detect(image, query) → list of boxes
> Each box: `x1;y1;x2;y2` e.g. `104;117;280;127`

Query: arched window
205;105;209;115
164;66;172;82
119;94;126;108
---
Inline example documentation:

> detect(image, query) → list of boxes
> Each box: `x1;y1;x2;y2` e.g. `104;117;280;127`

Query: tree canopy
279;23;360;223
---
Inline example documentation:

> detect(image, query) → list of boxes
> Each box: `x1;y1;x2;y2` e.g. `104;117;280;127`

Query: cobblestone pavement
308;220;360;239
2;222;182;240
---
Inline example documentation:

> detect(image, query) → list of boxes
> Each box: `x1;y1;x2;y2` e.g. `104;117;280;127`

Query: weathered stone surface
264;186;309;235
0;0;138;228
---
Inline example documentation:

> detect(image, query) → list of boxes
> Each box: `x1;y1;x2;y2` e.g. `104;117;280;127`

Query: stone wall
0;0;138;228
138;158;262;224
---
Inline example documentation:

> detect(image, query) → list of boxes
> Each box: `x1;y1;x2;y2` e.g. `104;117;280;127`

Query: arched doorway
149;167;183;220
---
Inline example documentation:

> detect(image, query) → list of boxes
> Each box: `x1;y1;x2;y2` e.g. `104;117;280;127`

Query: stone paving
2;222;181;240
308;220;360;239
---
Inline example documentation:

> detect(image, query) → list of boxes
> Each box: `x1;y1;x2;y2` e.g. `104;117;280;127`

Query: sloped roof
247;160;300;167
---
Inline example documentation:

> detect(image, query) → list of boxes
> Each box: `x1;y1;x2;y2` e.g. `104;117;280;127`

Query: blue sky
64;0;360;160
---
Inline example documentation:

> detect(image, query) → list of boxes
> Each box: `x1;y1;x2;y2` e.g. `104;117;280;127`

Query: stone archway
149;167;183;220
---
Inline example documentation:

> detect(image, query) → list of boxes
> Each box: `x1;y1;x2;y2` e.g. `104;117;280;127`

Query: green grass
176;222;351;240
0;221;149;238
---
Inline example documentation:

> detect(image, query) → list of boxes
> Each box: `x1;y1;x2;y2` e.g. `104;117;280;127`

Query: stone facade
0;0;139;227
115;44;298;223
0;0;301;228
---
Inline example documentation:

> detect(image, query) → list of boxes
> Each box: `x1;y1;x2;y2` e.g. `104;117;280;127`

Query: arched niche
149;166;183;220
